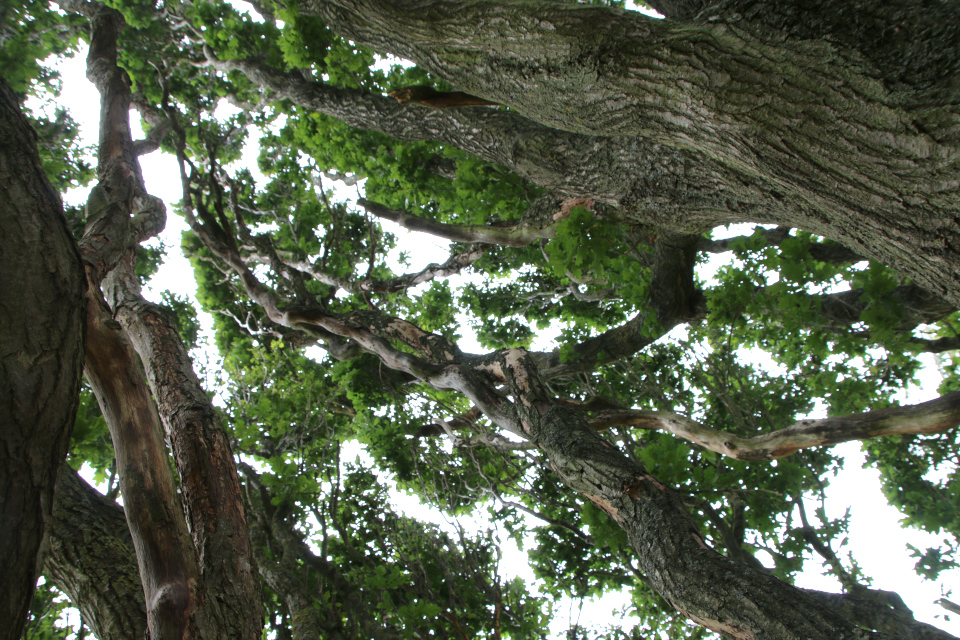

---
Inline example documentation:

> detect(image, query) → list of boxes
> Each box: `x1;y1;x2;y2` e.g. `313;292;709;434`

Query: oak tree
3;0;960;638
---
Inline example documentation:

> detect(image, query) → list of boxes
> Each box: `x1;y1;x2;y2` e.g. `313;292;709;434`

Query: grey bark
45;466;147;640
0;76;85;640
292;0;960;311
212;54;770;234
803;589;959;640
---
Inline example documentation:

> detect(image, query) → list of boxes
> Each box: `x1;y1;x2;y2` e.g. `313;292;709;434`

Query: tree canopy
3;0;960;639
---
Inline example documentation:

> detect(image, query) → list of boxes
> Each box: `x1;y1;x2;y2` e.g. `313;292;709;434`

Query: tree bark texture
83;288;202;640
804;589;959;640
494;351;882;639
72;5;264;638
103;253;263;638
45;465;147;640
293;0;960;308
0;77;85;640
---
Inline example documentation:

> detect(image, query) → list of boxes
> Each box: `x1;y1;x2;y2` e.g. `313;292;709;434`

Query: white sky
31;8;960;637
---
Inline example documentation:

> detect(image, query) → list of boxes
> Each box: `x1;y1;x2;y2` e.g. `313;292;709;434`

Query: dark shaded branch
241;464;404;640
533;232;704;378
417;406;483;437
712;281;954;335
494;496;594;546
698;226;866;264
643;0;702;20
817;283;953;330
697;500;765;570
802;590;957;640
794;497;860;591
130;91;173;157
388;85;501;108
912;336;960;354
46;466;147;640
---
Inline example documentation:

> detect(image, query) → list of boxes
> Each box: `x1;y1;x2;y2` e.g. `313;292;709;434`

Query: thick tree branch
83;281;199;640
816;283;954;330
205;50;771;234
103;252;264;636
532;232;704;378
487;348;886;638
802;589;958;640
299;0;960;311
72;5;263;638
912;335;960;354
45;466;147;640
698;226;865;265
77;5;163;282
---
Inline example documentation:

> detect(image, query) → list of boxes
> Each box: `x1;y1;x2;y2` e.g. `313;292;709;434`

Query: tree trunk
0;77;85;640
299;0;960;308
480;349;881;639
103;253;264;638
83;286;202;640
66;4;264;637
45;465;147;640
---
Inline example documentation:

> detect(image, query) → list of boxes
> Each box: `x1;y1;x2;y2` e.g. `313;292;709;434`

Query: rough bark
0;77;85;640
496;352;883;640
210;53;769;234
803;589;958;640
45;465;147;640
296;0;960;310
